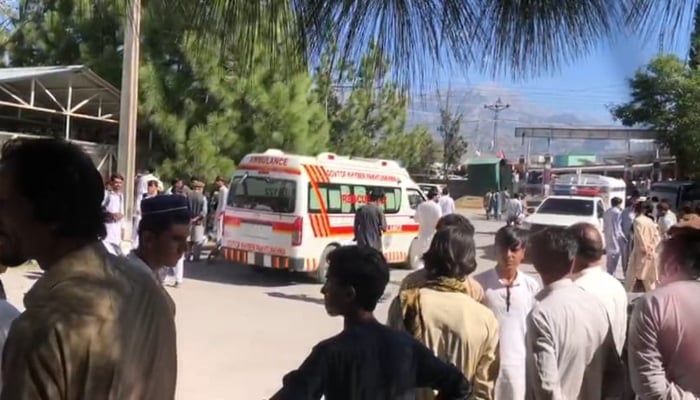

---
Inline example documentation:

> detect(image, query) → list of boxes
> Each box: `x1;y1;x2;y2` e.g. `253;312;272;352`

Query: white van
221;149;427;282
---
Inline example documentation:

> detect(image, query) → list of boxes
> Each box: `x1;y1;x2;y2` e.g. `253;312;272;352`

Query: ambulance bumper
221;247;308;271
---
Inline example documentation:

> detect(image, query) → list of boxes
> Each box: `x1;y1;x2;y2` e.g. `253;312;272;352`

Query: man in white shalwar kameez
102;174;125;255
474;226;539;400
214;176;229;245
413;189;442;268
133;168;162;243
132;179;160;248
603;197;626;276
163;181;194;287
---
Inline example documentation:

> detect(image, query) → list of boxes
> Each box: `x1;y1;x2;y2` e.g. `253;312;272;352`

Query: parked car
522;195;606;240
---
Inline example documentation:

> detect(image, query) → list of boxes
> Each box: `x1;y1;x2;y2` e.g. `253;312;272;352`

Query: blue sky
434;30;691;122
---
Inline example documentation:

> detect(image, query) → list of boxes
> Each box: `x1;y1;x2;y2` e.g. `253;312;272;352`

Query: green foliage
437;107;468;175
314;42;439;172
140;16;329;182
610;55;700;177
4;0;124;85
6;1;328;183
690;3;700;70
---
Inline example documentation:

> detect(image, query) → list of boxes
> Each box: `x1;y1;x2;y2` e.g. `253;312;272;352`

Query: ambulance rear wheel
312;245;337;284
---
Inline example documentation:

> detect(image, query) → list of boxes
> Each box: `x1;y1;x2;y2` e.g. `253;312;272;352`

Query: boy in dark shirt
271;245;471;400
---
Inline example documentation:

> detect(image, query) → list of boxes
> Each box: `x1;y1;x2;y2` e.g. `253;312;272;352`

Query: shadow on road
267;292;325;305
477;244;497;262
267;291;394;306
184;261;317;287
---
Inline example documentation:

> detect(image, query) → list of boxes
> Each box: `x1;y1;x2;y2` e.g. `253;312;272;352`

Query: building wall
553;154;597;167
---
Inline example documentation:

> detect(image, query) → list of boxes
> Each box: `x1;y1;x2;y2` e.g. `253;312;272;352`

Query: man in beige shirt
0;138;177;400
526;226;616;400
626;201;661;292
388;225;500;400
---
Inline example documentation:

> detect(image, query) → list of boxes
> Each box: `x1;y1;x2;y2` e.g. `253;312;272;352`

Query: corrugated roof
0;65;120;122
0;65;119;95
0;65;82;82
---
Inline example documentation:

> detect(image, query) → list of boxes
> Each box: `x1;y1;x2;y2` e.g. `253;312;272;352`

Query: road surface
1;212;534;399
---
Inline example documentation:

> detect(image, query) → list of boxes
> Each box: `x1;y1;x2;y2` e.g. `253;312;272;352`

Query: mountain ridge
407;85;652;159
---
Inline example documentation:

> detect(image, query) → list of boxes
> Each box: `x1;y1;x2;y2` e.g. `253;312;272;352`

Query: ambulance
221;149;427;282
550;174;627;209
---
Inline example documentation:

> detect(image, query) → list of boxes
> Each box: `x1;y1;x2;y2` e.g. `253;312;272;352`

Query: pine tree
690;3;700;70
314;42;439;172
5;0;124;85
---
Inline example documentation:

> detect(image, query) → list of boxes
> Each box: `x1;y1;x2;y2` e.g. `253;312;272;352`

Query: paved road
2;212;530;400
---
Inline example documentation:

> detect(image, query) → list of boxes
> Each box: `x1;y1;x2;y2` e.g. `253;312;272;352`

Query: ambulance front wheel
312;245;337;284
406;238;423;270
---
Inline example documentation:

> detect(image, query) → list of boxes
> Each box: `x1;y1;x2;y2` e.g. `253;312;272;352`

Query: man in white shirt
603;197;626;276
656;200;677;238
567;223;628;359
132;179;160;247
504;193;524;226
102;173;125;255
526;226;619;400
214;176;229;244
438;187;455;216
474;226;540;399
414;189;442;267
135;167;163;195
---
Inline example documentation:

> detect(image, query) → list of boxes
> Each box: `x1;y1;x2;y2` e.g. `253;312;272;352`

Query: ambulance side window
308;184;400;214
384;188;401;211
407;188;423;210
308;186;327;212
340;185;352;213
354;186;368;206
327;186;342;213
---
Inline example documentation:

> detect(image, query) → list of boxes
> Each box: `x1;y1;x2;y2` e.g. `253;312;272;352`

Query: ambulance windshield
227;174;296;213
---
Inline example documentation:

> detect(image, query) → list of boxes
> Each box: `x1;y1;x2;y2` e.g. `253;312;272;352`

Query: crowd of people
100;170;231;286
603;192;700;294
0;137;696;399
483;188;526;225
278;209;699;399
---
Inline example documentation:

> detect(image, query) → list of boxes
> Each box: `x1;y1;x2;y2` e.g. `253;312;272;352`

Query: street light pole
116;0;141;246
484;98;510;153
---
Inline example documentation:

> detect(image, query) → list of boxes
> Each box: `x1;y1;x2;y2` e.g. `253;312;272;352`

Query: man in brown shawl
0;138;177;400
388;225;500;399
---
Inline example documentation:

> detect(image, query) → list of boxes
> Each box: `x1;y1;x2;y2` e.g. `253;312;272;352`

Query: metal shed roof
0;65;120;124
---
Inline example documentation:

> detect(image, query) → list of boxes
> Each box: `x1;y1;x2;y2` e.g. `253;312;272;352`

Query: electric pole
116;0;141;245
484;98;510;153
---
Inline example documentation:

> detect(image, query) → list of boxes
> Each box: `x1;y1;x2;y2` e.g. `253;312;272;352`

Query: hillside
408;85;655;160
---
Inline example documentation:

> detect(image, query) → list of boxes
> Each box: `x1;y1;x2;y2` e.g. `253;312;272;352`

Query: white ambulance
551;174;627;209
221;149;427;282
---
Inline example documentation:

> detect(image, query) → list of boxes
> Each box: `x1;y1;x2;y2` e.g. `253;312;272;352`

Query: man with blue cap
128;195;190;291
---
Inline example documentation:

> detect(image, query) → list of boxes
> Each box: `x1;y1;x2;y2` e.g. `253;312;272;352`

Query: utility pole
484;98;510;153
116;0;141;246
